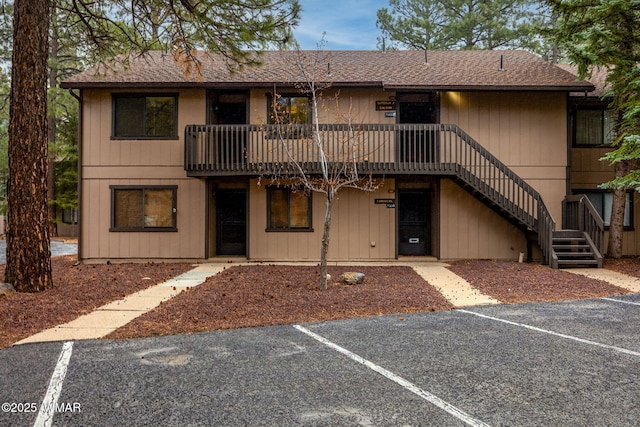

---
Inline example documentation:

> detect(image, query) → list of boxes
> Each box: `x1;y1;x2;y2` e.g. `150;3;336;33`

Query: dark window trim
266;93;312;125
571;106;615;148
266;186;313;232
110;185;178;232
111;93;179;140
573;189;634;231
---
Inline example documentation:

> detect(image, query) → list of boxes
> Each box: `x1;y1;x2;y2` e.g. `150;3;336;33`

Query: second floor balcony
185;122;557;262
185;123;469;177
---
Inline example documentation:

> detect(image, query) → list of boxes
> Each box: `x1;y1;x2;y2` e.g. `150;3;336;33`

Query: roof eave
383;84;596;92
60;80;387;90
61;79;595;93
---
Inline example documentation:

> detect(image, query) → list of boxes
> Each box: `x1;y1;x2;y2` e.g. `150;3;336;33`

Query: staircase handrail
185;123;558;263
448;125;556;263
562;194;605;255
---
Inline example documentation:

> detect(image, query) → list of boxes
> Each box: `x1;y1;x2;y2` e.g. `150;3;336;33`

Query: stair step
553;238;587;243
553;244;591;250
553;230;585;238
556;259;600;266
556;249;594;255
556;252;595;258
551;228;602;269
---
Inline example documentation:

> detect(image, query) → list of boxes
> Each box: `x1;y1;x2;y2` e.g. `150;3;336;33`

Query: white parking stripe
33;341;74;427
601;297;640;307
458;310;640;357
293;325;491;427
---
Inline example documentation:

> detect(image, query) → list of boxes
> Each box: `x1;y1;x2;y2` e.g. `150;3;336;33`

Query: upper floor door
207;91;248;165
397;92;438;124
396;92;439;163
208;91;248;125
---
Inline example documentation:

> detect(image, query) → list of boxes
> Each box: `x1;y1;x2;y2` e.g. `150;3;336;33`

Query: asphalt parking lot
1;294;640;426
0;240;77;264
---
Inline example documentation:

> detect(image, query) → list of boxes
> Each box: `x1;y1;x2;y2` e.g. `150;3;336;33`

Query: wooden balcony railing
185;123;454;175
185;123;557;263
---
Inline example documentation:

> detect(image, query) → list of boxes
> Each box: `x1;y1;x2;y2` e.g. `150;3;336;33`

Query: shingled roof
556;63;610;98
62;50;594;92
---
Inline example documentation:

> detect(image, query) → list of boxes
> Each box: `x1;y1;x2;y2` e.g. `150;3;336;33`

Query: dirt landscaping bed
604;256;640;277
447;259;632;304
1;257;638;348
106;265;455;340
0;256;193;348
108;260;633;341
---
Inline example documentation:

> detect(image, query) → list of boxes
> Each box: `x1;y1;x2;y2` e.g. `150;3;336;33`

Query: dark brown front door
216;189;247;256
398;189;431;256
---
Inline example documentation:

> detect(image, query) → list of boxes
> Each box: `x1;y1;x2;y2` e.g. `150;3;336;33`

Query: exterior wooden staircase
551;230;603;268
394;126;607;269
447;142;605;268
185;123;605;268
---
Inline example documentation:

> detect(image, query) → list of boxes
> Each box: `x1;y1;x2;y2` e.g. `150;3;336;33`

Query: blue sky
293;0;389;50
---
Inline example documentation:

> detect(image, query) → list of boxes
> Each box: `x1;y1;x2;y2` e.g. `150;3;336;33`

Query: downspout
565;92;573;204
68;89;82;266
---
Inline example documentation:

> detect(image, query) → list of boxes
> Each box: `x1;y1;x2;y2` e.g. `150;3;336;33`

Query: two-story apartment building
63;49;616;264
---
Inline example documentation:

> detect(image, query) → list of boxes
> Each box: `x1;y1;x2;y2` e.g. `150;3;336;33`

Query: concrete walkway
16;264;225;345
12;261;640;346
412;262;501;307
565;267;640;293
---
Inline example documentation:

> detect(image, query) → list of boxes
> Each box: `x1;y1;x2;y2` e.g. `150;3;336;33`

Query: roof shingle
556;63;610;98
61;50;594;92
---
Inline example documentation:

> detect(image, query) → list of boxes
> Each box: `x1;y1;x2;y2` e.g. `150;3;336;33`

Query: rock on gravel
341;272;365;285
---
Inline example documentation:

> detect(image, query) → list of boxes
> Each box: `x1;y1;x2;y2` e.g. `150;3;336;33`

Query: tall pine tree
376;0;547;52
7;0;52;291
547;0;640;258
5;0;300;292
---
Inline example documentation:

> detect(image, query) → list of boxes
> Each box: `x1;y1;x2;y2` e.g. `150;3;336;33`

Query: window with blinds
112;94;178;139
574;108;616;147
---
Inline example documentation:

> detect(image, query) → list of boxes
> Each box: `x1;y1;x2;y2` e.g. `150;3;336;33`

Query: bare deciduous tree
264;46;383;290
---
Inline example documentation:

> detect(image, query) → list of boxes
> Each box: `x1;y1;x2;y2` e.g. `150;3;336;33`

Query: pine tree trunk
607;161;629;259
48;30;59;238
318;190;335;290
6;0;53;292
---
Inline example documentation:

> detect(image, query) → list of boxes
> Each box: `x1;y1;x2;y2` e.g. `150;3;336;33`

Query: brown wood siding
571;147;639;255
79;87;580;261
571;147;615;188
439;179;527;260
439;91;567;259
441;92;567;206
80;178;206;260
248;179;396;260
80;89;207;261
